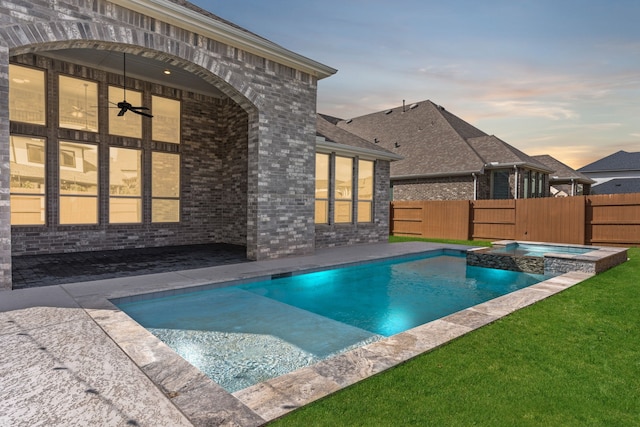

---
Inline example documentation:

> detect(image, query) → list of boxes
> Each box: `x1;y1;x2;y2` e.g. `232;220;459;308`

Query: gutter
109;0;338;79
316;138;403;162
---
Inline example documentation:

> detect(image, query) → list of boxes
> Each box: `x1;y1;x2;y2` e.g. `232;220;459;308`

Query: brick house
0;0;397;289
334;100;557;201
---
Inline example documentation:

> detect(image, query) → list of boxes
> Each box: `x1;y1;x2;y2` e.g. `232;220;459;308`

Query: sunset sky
191;0;640;169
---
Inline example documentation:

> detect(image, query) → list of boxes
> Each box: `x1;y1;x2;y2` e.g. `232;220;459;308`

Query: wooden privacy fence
390;193;640;247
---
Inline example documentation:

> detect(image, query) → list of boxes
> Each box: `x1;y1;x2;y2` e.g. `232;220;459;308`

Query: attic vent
409;103;418;110
346;119;352;124
385;109;393;115
438;105;446;111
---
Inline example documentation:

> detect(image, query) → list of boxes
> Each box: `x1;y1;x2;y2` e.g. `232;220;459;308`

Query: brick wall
392;175;475;201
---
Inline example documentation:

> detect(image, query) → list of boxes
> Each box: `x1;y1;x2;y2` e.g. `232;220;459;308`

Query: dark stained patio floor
11;243;250;290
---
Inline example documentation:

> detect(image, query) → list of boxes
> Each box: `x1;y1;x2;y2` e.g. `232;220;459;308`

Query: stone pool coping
0;242;602;426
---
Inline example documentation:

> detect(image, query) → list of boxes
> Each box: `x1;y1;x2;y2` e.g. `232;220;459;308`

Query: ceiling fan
112;52;153;118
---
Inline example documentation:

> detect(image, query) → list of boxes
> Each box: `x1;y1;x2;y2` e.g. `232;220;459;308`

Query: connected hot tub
467;240;628;275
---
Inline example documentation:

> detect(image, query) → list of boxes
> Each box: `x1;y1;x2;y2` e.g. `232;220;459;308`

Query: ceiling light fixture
163;69;171;75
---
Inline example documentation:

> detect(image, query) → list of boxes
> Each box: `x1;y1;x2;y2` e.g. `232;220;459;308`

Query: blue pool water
488;243;593;257
117;252;547;392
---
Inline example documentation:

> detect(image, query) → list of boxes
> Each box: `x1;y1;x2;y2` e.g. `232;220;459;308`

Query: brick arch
9;39;261;114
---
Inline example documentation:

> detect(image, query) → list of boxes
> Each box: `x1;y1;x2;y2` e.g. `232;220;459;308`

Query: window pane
11;195;45;225
152;96;181;143
110;147;142;223
59;75;98;131
152;152;180;198
315;153;329;198
315;200;328;224
110;148;141;196
358;160;374;201
9;64;46;125
110;198;141;223
335;157;352;200
335;201;352;223
358;201;372;223
109;86;142;138
152;199;180;223
492;170;510;199
60;196;97;224
10;136;46;225
59;142;98;225
59;142;98;195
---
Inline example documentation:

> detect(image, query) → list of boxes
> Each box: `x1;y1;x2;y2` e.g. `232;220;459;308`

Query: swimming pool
117;252;547;392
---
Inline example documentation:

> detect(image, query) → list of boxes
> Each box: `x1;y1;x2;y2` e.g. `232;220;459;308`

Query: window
108;86;142;138
357;160;374;222
59;142;98;224
9;64;46;125
491;170;511;199
152;96;181;143
59;75;98;131
315;153;329;224
152;152;180;222
335;156;353;223
10;136;46;225
110;147;142;223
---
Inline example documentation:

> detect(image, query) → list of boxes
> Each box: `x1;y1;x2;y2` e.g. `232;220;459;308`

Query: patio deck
0;242;594;426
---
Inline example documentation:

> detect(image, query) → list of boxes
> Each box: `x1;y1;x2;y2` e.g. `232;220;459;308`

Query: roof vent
438;105;445;111
346;119;352;124
409;103;418;110
374;138;379;144
394;142;401;148
385;109;393;115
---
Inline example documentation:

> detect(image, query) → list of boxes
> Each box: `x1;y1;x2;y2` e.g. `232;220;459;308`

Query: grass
270;243;640;426
388;235;492;247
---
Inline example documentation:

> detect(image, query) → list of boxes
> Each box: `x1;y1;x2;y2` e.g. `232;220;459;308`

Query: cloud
480;100;579;120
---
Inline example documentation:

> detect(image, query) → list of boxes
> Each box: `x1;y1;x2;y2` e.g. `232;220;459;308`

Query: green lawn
270;242;640;426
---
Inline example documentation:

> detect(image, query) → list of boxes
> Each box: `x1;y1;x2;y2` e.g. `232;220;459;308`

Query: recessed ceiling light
163;69;171;75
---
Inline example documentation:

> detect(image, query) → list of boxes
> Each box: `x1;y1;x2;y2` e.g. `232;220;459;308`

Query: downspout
513;165;518;199
472;173;477;200
571;178;575;196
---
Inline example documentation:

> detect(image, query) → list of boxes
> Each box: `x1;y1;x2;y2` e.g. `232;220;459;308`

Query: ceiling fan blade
129;108;153;118
129;106;150;110
117;107;128;116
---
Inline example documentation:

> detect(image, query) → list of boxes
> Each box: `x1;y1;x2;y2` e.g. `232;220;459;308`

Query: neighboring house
0;0;398;290
578;150;640;194
335;100;554;201
532;155;594;197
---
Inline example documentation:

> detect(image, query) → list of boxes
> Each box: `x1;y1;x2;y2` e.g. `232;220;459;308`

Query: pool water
488;243;593;257
117;253;547;392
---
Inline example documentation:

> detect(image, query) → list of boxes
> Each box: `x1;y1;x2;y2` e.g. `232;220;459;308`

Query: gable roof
336;100;550;178
532;154;595;184
578;150;640;172
592;178;640;194
316;114;402;161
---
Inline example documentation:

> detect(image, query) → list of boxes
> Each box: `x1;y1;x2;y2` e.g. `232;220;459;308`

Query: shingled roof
578;150;640;172
532;154;595;184
316;114;401;160
592;178;640;194
335;100;550;178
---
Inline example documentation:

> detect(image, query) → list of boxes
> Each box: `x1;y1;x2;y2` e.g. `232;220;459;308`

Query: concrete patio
0;242;594;426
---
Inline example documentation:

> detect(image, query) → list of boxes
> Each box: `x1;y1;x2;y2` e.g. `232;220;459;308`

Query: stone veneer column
0;46;11;290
